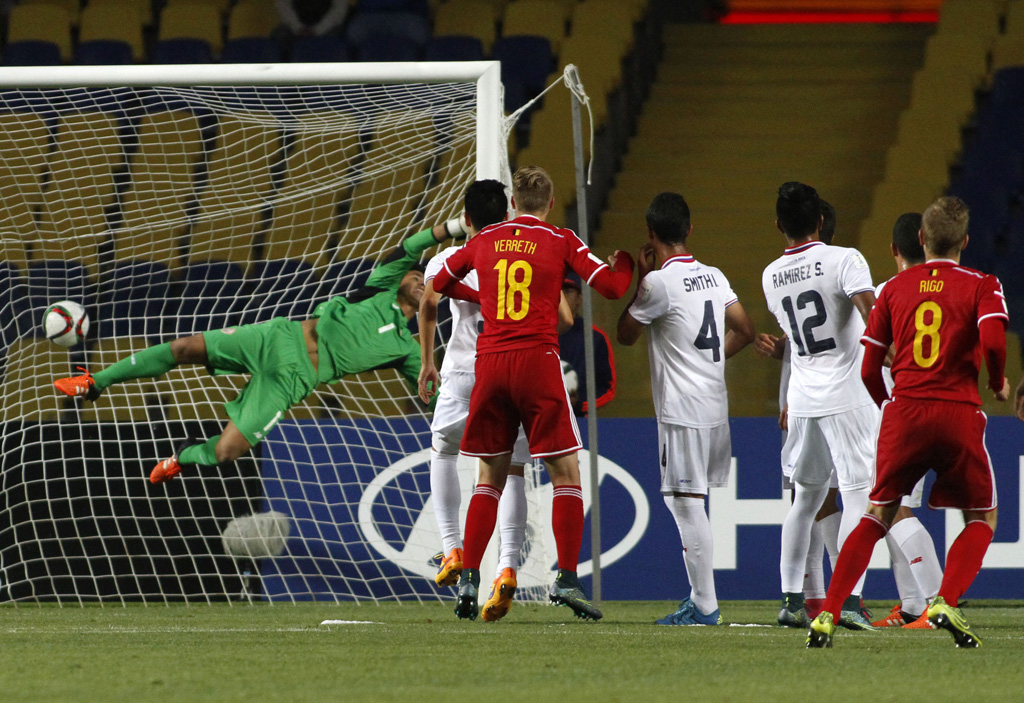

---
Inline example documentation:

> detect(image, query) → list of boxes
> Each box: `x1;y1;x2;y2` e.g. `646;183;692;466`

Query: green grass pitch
3;600;1024;702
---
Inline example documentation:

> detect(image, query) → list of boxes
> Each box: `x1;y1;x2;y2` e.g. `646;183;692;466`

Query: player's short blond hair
512;166;553;214
922;196;969;257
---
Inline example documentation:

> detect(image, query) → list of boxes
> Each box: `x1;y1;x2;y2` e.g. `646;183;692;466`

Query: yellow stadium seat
78;3;145;61
89;0;153;26
36;111;123;272
228;0;281;40
434;0;499;52
159;3;224;53
156;365;246;423
992;36;1024;70
502;0;567;52
189;114;282;269
1006;0;1024;36
337;165;429;257
165;0;231;15
79;337;158;422
117;110;205;268
937;0;1001;39
570;0;636;54
0;112;50;242
1;339;75;422
6;4;73;61
20;0;80;26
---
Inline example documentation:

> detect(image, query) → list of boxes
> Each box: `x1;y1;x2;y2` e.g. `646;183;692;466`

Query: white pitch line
320;620;383;626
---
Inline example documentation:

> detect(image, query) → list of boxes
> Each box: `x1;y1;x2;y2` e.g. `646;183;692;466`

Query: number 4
694;300;721;362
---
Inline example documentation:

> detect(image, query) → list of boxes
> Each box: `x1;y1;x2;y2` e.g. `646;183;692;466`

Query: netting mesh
0;77;551;604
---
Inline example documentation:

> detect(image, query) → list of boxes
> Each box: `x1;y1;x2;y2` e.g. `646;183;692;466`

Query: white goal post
0;61;571;604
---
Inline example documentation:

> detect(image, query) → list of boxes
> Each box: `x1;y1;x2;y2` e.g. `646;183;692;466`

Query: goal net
0;62;554;604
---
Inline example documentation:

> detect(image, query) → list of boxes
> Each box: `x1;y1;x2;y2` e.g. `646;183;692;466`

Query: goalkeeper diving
54;217;474;484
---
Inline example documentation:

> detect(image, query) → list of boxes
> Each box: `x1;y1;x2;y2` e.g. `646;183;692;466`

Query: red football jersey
439;214;610;354
862;259;1008;406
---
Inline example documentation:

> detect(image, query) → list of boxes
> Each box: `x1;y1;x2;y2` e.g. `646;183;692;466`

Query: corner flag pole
567;67;601;603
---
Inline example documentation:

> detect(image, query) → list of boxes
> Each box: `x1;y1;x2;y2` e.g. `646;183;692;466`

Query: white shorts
430;372;531;464
900;475;927;509
784;404;879;492
780;429;839;490
657;421;731;496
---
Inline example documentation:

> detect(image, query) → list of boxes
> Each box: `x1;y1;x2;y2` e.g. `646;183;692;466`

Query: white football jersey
424;246;480;380
876;279;895;392
629;255;738;428
762;241;875;416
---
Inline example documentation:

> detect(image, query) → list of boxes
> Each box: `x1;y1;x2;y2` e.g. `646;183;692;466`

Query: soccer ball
42;300;90;348
221;511;291;559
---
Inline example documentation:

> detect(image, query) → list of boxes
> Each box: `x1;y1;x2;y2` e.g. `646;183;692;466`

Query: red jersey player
432;166;634;621
807;197;1010;648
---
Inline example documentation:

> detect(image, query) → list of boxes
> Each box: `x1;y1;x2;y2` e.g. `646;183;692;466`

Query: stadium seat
6;4;73;61
79;337;159;422
357;0;430;13
152;39;216;64
240;259;318;323
36;111;123;274
0;262;31;357
96;261;172;338
433;0;499;53
117;110;203;269
189;114;283;270
501;0;567;53
222;37;283;63
936;0;1001;38
357;35;421;62
157;364;246;422
2;41;63;66
159;3;224;55
0;111;50;239
228;1;281;40
88;0;154;27
1;338;83;422
492;36;555;112
313;257;374;301
74;41;135;65
165;0;232;16
425;36;485;62
290;36;351;62
19;0;81;25
25;260;95;315
78;3;145;62
344;12;431;53
173;261;246;334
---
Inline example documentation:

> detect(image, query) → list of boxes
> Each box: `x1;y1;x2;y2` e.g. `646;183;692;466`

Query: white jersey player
417;180;532;623
761;182;878;630
618;192;754;626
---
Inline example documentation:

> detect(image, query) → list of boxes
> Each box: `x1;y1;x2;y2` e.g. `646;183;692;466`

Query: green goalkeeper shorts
202;318;318;445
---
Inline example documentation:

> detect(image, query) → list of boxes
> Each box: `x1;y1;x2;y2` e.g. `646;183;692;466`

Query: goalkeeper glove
445;216;470;240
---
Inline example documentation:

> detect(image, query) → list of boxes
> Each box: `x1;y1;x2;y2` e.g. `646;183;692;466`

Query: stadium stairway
592;21;931;417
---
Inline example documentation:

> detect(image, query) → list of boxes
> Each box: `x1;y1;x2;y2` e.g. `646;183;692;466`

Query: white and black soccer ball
561;360;579;394
42;300;89;348
221;511;291;560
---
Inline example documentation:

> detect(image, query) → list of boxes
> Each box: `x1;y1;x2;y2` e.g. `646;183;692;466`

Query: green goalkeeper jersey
312;227;436;396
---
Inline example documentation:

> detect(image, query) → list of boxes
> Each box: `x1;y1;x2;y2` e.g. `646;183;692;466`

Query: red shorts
872;397;996;511
461;346;582;458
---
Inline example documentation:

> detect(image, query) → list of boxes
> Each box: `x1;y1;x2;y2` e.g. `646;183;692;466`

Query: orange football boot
902;610;936;629
482;567;517;622
150;453;183;484
54;367;102;401
872;603;909;628
434;548;463;587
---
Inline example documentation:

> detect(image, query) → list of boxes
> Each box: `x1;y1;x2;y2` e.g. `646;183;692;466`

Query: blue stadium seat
345;12;431;53
174;261;246;335
26;261;95;325
491;36;554;112
425;36;485;62
153;39;214;65
240;259;318;324
74;40;134;65
314;258;374;302
357;35;421;62
222;37;283;63
0;263;32;359
290;35;350;62
96;261;172;338
356;0;429;14
3;40;62;66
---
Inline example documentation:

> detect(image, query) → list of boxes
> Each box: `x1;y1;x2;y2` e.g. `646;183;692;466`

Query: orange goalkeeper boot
902;610;936;629
482;567;517;622
54;367;102;401
151;452;183;484
434;548;463;587
872;603;910;628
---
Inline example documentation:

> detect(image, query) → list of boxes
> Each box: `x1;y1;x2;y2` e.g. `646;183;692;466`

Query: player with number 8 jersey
432;166;634;621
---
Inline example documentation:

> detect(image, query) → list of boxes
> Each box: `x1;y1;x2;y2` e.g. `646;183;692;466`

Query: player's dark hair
464;179;507;231
892;212;925;264
922;197;969;257
645;192;690;245
776;181;821;239
819;199;836;245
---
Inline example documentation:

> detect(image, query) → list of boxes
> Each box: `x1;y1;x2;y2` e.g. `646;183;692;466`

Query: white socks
818;510;841;570
780;483;829;593
429;449;463;554
838;487;871;598
497;474;527;575
664;495;718;614
803;520;826;600
890;516;943;605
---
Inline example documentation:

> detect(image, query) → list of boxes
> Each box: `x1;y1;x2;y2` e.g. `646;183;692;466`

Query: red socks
552;485;584;572
822;515;888;618
462;484;501;570
938;520;994;607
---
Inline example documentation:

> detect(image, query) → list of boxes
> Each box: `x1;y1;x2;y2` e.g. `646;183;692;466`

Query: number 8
913;301;942;368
